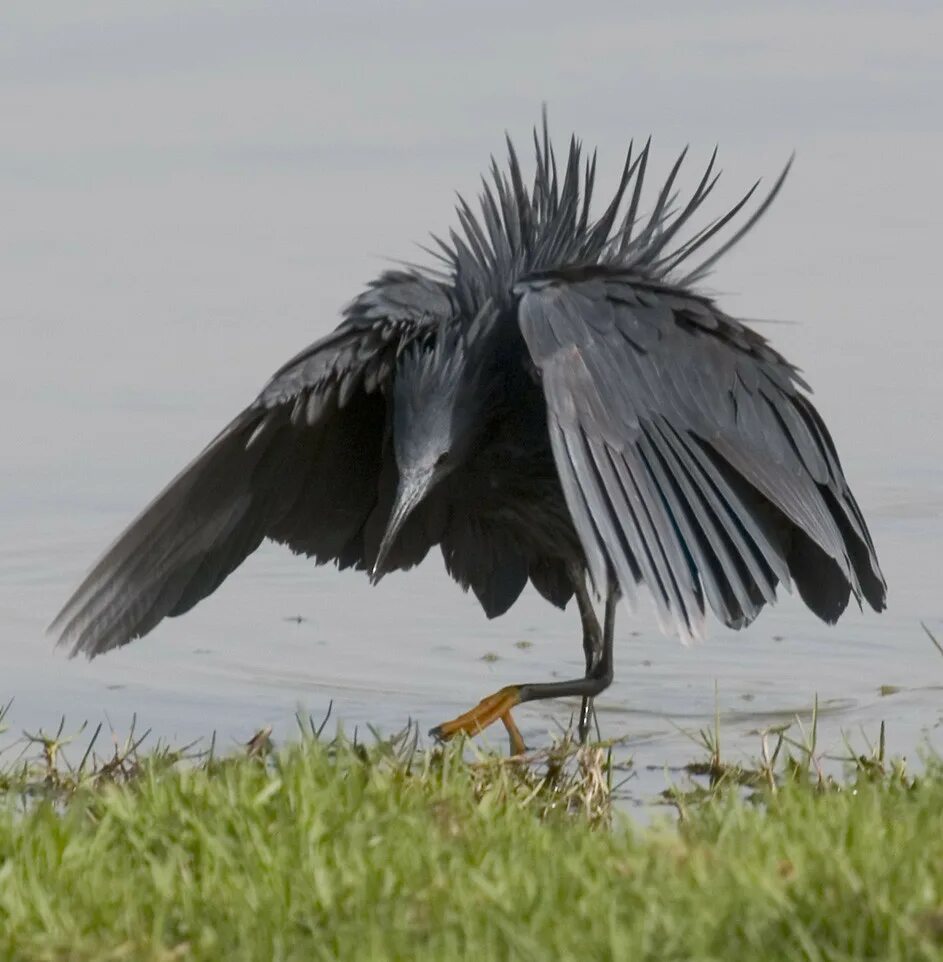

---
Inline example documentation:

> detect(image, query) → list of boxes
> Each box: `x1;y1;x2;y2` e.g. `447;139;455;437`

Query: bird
51;115;887;753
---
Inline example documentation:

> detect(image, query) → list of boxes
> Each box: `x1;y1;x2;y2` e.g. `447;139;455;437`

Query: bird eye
435;451;449;468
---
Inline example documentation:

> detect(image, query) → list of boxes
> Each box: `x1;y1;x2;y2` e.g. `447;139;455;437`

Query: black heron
52;119;887;753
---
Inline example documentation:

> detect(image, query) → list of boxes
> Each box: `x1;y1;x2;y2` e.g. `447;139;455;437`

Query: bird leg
577;575;619;742
430;574;618;754
573;569;604;742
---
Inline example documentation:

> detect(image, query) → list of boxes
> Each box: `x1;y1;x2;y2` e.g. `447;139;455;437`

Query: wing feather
52;272;450;657
517;270;885;637
645;419;766;626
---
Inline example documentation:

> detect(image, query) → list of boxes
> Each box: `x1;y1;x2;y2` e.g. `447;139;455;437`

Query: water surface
2;3;941;806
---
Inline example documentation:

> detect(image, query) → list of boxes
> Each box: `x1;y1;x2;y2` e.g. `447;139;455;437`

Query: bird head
372;310;502;578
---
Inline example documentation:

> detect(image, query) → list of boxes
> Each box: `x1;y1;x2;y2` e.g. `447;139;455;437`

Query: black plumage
52;116;886;746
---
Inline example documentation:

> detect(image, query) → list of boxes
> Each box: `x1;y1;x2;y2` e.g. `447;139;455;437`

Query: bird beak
371;469;434;581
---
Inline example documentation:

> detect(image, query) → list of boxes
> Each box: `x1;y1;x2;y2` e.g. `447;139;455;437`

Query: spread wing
517;270;886;639
52;272;453;657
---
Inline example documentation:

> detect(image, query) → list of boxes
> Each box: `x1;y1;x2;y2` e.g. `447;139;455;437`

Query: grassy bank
0;713;941;961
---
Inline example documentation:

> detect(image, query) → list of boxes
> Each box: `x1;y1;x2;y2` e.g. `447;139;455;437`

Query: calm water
2;5;941;805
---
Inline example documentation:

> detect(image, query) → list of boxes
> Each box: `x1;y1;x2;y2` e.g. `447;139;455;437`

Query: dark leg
429;574;619;752
571;568;603;742
577;579;618;743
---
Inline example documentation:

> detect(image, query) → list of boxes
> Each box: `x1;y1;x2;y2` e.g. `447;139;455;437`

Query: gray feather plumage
52;115;885;658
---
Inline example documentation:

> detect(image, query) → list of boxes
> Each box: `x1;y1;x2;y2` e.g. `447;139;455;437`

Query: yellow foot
430;685;526;755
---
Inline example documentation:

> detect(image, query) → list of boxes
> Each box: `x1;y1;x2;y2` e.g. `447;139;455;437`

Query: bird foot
430;685;526;755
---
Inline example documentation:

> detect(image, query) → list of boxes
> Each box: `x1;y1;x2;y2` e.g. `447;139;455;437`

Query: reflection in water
1;6;941;812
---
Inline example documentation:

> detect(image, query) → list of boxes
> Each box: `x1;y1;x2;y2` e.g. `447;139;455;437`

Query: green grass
1;710;942;962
